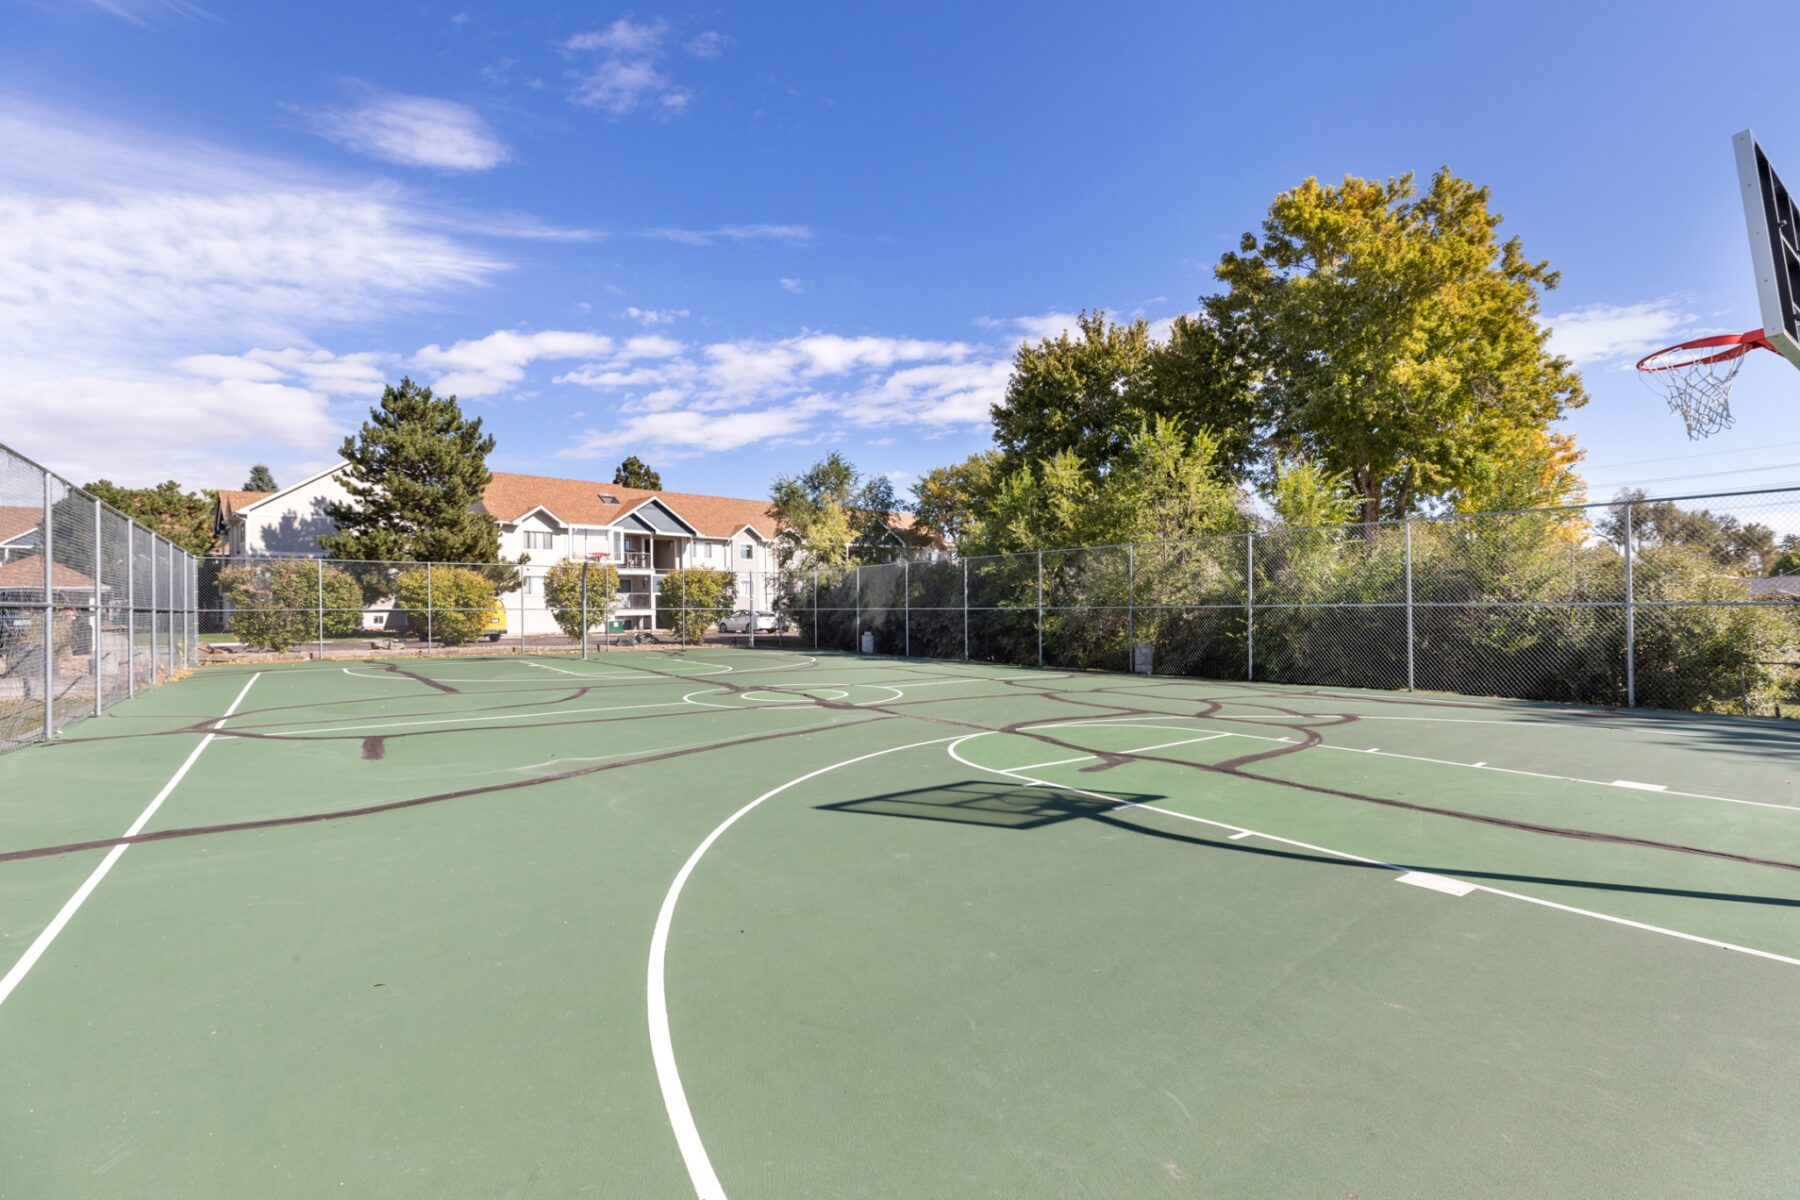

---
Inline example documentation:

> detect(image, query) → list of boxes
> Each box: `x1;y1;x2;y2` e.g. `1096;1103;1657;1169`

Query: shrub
219;560;361;651
543;560;621;640
657;567;736;644
395;565;500;646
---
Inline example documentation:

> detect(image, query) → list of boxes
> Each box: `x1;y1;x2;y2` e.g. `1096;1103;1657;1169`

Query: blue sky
5;0;1800;506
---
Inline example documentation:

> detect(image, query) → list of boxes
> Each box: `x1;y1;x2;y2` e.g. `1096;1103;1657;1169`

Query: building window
524;531;554;551
739;543;754;560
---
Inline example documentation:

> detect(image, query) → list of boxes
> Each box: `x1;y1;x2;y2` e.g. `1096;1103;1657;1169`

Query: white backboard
1735;129;1800;369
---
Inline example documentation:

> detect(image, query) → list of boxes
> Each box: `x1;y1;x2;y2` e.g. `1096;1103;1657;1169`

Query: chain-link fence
1;442;200;752
778;487;1800;718
24;474;1786;726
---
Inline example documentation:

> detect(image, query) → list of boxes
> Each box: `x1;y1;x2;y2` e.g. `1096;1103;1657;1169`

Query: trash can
860;630;875;655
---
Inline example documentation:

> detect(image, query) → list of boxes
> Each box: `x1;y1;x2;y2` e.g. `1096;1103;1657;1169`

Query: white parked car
718;610;780;633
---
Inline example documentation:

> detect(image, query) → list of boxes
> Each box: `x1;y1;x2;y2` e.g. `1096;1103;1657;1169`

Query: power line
1580;437;1800;472
1582;459;1800;492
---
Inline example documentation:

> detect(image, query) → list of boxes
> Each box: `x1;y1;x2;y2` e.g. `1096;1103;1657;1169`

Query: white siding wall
237;468;358;557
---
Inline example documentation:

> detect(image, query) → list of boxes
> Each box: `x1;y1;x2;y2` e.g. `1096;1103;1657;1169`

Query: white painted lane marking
1018;719;1800;813
648;733;967;1200
946;735;1800;971
266;697;692;736
1227;830;1255;841
1610;779;1668;792
0;672;263;1010
1396;871;1478;897
1009;754;1099;773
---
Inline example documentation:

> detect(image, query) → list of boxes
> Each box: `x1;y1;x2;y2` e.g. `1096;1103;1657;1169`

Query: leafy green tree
911;452;1001;549
657;566;736;643
612;456;662;490
81;480;218;556
243;464;278;493
989;312;1262;485
320;378;502;563
394;565;497;645
1599;490;1782;571
769;452;903;567
543;560;621;639
218;560;361;651
1211;168;1586;526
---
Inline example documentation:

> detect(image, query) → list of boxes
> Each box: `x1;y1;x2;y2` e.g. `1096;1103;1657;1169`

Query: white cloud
685;31;731;59
642;224;814;246
553;331;1005;460
305;90;508;171
779;277;805;293
1545;300;1695;367
0;100;508;357
78;0;204;25
0;100;536;485
978;311;1083;342
565;19;697;118
413;330;614;398
624;305;689;326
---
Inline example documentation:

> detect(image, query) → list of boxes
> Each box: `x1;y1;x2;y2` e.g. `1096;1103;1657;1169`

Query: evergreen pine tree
319;377;502;562
243;464;278;492
612;455;663;490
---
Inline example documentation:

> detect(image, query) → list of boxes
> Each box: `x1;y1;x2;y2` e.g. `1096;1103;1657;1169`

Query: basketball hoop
1635;329;1776;439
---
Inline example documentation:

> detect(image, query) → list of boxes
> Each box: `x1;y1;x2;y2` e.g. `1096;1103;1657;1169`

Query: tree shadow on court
818;780;1800;911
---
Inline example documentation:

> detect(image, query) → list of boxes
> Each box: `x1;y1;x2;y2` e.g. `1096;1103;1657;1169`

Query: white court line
1611;780;1669;792
1227;831;1255;841
265;697;692;736
0;672;263;1011
1396;871;1478;897
648;733;967;1200
946;733;1800;971
1018;718;1800;815
1006;732;1229;776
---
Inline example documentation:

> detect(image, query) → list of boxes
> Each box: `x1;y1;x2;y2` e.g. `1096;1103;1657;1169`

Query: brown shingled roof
214;489;272;522
0;556;97;590
0;505;42;545
481;471;779;540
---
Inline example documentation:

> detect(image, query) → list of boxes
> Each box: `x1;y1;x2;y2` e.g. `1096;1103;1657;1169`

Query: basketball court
3;132;1800;1200
2;649;1799;1197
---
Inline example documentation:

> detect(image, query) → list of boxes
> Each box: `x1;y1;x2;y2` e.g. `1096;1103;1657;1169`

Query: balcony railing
619;551;651;569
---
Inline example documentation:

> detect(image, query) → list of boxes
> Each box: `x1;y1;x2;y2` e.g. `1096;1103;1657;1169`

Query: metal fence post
426;562;433;648
149;537;159;689
316;557;325;659
855;563;862;650
580;561;589;660
125;522;134;698
518;568;527;655
1245;532;1256;682
903;559;910;657
42;471;53;739
92;497;102;717
1404;518;1415;693
1624;502;1636;707
812;566;819;650
750;570;757;649
1127;542;1135;673
1036;549;1044;668
961;557;969;661
167;541;176;678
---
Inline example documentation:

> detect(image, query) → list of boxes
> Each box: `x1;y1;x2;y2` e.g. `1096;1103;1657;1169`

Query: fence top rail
3;440;202;561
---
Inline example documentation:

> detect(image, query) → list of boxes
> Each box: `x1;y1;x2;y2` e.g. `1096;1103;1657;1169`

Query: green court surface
3;650;1799;1198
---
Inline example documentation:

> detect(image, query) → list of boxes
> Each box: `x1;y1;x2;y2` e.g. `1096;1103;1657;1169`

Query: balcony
618;551;652;569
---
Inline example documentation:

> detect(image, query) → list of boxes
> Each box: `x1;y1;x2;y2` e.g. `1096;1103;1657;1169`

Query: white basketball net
1635;333;1767;440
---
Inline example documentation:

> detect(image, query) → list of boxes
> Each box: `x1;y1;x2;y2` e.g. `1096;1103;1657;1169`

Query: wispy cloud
302;89;508;172
76;0;206;26
414;330;615;398
977;311;1083;342
779;277;805;293
624;306;690;326
0;100;529;483
684;31;731;59
641;224;814;246
564;18;711;118
550;331;1005;461
1544;300;1695;367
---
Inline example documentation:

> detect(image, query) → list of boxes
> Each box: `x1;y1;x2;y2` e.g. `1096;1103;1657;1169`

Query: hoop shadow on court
816;780;1800;911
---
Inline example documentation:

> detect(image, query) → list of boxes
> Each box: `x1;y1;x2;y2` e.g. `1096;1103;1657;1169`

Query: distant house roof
214;489;272;523
0;556;98;591
0;505;42;545
480;471;780;540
